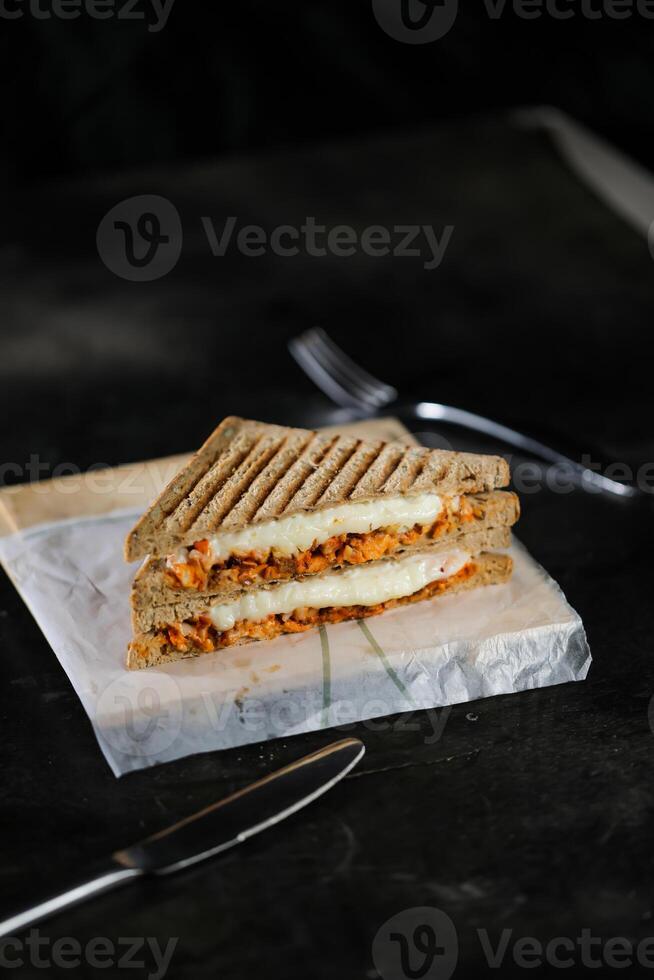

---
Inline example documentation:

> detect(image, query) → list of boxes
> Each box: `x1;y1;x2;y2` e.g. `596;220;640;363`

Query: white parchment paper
0;511;591;776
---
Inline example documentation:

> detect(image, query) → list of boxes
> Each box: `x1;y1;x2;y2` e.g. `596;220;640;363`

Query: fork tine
308;328;394;405
303;328;398;408
304;336;384;408
288;335;374;410
295;330;384;410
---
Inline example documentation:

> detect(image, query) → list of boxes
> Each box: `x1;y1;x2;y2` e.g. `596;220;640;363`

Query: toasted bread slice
126;551;513;669
130;491;519;630
124;417;510;562
131;524;512;633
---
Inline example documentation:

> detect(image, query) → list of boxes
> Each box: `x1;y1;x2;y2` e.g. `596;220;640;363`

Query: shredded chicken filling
144;562;478;657
165;497;479;592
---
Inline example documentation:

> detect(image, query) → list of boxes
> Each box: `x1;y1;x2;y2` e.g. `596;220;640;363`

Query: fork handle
399;401;638;498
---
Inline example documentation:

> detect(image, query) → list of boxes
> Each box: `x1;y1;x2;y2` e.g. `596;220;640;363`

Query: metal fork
289;327;638;498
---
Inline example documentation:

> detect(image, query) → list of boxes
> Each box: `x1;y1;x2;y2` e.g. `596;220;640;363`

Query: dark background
1;3;654;979
2;1;654;185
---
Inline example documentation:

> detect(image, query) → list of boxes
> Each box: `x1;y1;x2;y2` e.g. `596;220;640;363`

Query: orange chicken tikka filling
165;495;480;594
155;561;478;657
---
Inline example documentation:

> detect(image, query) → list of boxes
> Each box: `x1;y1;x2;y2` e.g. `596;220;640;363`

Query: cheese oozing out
209;549;471;632
203;493;449;562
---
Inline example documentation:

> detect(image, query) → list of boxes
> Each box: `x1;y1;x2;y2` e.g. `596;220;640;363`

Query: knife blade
514;106;654;237
0;737;364;938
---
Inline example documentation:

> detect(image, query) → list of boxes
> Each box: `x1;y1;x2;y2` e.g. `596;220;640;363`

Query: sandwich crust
126;551;513;669
124;417;511;562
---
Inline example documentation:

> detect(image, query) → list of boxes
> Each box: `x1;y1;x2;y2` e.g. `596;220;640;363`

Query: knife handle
0;862;142;939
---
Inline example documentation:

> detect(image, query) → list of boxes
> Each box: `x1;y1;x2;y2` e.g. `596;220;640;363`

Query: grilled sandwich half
125;417;519;669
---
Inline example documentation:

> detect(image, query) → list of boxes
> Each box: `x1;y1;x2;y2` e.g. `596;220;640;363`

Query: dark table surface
1;113;653;978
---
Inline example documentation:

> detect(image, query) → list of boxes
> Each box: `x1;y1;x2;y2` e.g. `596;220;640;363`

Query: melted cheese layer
207;493;446;561
209;548;470;632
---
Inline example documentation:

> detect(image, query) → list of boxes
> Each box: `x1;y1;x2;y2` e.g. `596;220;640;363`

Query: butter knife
0;738;364;938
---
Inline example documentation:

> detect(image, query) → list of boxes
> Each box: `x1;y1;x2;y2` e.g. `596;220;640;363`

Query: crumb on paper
234;685;250;710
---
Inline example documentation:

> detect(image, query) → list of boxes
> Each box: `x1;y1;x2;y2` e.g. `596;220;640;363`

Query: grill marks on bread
125;417;510;561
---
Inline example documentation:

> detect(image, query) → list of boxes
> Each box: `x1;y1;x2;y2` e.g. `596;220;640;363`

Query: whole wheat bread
131;524;512;633
124;417;510;562
127;551;513;669
131;488;518;620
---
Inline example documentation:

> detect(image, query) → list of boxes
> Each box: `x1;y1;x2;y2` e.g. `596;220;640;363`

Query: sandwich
125;417;519;669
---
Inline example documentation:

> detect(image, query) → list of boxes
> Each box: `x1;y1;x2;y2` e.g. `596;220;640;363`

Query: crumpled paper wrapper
0;510;590;776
